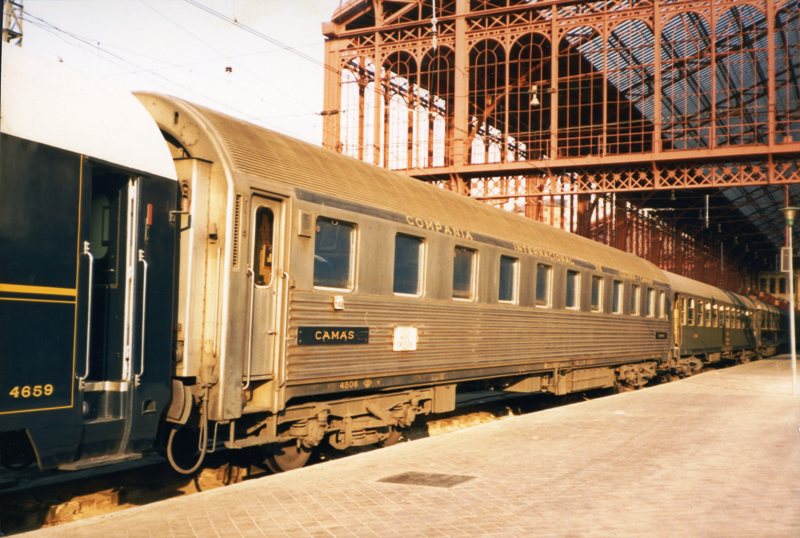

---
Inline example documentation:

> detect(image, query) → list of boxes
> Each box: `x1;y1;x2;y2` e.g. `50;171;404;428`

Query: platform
24;357;800;537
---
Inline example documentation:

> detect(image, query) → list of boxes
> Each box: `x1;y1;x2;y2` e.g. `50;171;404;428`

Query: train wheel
378;427;404;447
614;382;637;393
264;442;313;473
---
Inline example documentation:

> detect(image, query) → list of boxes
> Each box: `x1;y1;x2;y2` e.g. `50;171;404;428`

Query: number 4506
9;384;54;398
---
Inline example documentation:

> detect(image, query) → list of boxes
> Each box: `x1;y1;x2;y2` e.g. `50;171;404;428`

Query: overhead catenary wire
141;1;331;126
19;6;334;142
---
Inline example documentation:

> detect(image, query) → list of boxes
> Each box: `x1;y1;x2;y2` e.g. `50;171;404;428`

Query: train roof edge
136;92;668;283
0;42;177;181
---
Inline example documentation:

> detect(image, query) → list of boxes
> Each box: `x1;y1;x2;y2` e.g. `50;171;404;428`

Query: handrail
277;271;290;386
243;266;255;390
78;241;94;384
135;249;148;386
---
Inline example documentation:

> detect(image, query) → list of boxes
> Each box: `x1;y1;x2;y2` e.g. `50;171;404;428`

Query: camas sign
298;327;370;346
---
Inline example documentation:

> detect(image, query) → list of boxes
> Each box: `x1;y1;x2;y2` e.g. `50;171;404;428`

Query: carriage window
687;298;696;325
498;256;518;303
697;301;705;327
630;284;640;315
453;246;476;300
393;234;424;295
705;303;712;326
590;275;603;312
253;207;274;286
712;305;719;328
612;280;623;314
314;217;356;289
645;288;655;317
565;270;580;309
659;290;667;319
535;264;552;307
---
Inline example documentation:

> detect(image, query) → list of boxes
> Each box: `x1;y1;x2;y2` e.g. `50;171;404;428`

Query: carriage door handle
78;241;94;385
136;249;148;386
243;267;256;390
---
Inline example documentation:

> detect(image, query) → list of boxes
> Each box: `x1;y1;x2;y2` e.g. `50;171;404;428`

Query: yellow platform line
0;283;77;297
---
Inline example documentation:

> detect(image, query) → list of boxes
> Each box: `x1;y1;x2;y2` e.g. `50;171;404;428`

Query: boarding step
58;452;142;471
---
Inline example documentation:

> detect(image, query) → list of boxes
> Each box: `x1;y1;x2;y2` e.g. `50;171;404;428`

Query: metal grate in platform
378;471;475;488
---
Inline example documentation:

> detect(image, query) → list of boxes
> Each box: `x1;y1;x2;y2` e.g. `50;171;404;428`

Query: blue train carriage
0;44;179;472
138;93;674;472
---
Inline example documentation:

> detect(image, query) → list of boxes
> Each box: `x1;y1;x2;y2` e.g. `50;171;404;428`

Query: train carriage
0;44;178;470
137;93;674;470
665;271;778;372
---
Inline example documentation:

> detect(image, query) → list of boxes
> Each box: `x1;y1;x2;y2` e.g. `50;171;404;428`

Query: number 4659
9;384;54;398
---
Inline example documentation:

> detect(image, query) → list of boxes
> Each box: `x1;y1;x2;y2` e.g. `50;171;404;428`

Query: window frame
452;245;478;301
498;255;519;304
697;300;705;327
611;279;624;314
565;269;581;310
535;263;552;308
392;233;425;297
630;284;641;316
645;287;655;318
313;216;357;291
590;275;604;312
252;206;275;288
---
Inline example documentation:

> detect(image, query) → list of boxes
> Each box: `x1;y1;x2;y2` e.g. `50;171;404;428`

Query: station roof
561;1;800;254
328;0;800;270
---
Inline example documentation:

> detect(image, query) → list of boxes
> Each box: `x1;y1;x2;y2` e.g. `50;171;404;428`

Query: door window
253;207;274;286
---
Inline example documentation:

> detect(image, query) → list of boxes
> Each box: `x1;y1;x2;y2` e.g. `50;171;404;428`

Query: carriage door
672;296;683;350
69;166;135;465
85;169;131;387
723;306;732;350
73;166;175;466
245;197;284;387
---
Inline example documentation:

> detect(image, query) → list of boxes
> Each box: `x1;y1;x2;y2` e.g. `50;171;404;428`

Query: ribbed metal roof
161;95;667;281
